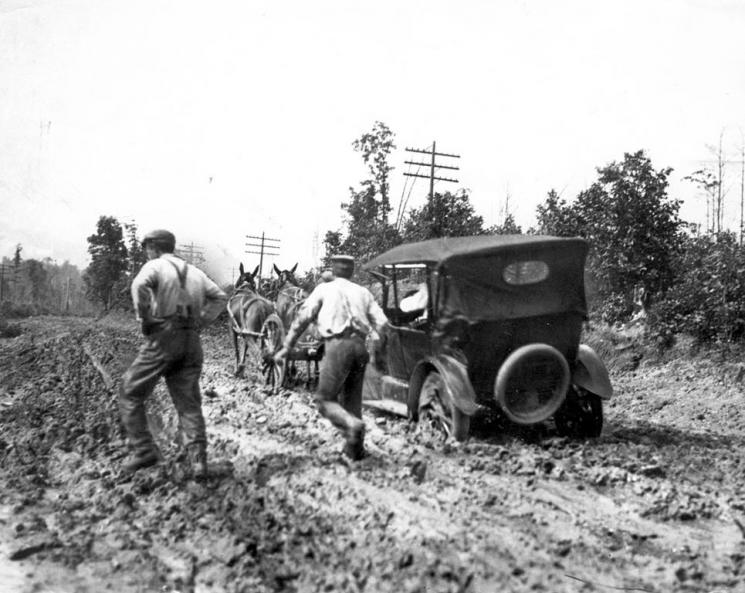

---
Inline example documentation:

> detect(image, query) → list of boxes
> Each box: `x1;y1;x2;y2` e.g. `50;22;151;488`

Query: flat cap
143;229;176;250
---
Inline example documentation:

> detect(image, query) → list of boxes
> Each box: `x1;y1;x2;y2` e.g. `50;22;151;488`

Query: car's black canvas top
364;235;587;268
367;234;589;321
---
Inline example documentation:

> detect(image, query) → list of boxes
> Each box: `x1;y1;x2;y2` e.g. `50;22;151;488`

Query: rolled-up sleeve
366;293;388;333
131;262;159;321
200;276;228;324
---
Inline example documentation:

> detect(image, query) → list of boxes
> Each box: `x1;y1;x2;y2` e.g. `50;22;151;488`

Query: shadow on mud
469;413;553;443
604;420;745;451
468;413;745;455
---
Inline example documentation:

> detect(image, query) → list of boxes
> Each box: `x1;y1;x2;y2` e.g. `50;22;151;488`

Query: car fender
407;353;480;419
573;344;613;399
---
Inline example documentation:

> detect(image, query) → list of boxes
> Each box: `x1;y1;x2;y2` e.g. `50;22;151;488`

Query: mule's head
272;263;300;290
235;263;259;292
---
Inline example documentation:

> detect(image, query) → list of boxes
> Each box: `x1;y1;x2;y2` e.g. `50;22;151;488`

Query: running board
362;399;409;417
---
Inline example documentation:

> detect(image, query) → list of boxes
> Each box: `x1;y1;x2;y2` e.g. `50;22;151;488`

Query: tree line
5;120;742;347
0;244;94;317
1;217;146;317
324;122;745;346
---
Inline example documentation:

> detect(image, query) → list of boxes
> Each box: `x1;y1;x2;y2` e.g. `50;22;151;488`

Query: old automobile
363;235;612;441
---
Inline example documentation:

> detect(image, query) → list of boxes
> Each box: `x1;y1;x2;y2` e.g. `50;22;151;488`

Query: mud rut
1;317;744;593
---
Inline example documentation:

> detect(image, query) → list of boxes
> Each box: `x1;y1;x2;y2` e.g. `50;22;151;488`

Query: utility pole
176;242;205;266
312;228;319;264
246;232;280;282
404;141;460;199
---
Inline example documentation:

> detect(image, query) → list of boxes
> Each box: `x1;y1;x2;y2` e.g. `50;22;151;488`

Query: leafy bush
0;301;37;319
650;232;745;345
593;292;632;325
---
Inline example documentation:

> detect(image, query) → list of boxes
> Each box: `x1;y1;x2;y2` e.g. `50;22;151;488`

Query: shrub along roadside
649;232;745;347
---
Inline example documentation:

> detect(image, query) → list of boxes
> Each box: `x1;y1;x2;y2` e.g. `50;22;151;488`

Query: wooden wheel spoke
258;314;286;390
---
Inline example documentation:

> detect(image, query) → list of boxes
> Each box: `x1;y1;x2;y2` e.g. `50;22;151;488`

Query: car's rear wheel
417;371;470;441
554;387;603;438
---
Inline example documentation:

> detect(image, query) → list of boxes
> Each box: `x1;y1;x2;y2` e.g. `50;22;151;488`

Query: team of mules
227;262;322;388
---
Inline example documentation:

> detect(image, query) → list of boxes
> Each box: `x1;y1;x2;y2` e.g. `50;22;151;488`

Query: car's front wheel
418;371;470;441
554;387;603;438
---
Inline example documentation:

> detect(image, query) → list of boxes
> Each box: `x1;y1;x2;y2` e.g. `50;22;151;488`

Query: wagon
260;283;324;391
363;234;613;441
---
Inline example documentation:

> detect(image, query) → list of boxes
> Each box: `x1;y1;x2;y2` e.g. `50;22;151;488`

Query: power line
246;232;280;281
403;141;461;201
176;242;205;266
396;159;426;230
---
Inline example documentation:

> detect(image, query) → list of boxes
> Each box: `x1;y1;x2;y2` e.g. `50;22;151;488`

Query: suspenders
165;258;193;320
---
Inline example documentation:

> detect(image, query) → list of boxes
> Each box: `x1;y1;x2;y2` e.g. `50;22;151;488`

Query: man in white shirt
119;229;227;477
274;255;388;460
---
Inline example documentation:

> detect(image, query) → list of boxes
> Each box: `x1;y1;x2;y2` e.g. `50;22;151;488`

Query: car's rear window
502;260;549;285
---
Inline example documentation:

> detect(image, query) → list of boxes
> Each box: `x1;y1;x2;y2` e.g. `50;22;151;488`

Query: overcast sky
1;0;744;283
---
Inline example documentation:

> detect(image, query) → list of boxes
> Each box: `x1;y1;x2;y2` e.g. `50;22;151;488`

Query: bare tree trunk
717;131;724;234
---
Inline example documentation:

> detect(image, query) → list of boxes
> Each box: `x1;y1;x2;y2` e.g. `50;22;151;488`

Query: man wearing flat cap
119;229;227;477
274;255;388;460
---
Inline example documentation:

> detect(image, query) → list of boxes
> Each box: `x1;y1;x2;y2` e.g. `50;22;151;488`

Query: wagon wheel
259;314;286;392
554;386;603;438
417;371;470;442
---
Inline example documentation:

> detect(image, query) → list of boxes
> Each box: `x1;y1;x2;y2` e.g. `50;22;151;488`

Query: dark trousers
119;327;205;455
315;335;369;434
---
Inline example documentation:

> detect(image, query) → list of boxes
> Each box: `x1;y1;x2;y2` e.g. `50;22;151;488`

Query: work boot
343;419;365;461
122;448;160;475
187;445;208;480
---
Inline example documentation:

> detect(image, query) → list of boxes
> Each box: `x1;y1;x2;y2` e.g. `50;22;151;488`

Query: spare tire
494;343;570;425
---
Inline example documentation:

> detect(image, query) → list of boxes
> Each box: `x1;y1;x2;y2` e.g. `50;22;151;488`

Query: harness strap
228;293;269;334
278;287;306;303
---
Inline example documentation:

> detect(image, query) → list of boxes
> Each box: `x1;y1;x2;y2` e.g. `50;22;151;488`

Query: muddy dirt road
1;316;744;592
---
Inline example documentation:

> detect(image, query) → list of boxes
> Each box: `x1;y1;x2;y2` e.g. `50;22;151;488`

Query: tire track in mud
2;317;745;592
203;368;745;593
202;322;745;591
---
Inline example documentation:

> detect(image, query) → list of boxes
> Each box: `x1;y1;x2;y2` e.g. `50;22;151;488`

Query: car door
385;270;434;379
383;324;408;380
395;325;431;377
